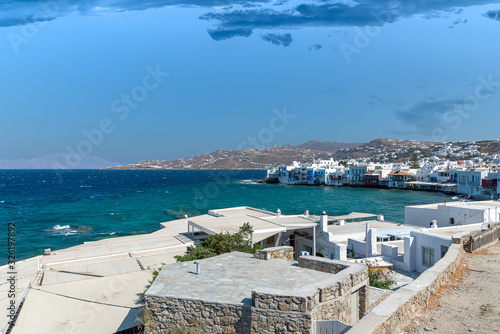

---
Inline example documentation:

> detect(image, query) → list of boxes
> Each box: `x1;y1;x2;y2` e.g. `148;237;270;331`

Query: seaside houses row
266;158;500;198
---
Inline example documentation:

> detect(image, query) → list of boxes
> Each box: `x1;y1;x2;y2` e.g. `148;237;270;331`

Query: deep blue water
0;170;450;265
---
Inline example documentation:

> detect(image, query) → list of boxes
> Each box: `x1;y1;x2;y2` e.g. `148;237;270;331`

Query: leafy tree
174;223;261;262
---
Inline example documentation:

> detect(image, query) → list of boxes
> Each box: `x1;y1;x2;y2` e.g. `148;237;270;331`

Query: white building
415;164;438;182
456;170;489;196
405;200;500;227
325;168;346;186
395;224;483;273
350;165;368;185
387;172;414;188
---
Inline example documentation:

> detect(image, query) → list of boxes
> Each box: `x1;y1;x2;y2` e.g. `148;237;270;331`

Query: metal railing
463;225;500;253
0;280;31;334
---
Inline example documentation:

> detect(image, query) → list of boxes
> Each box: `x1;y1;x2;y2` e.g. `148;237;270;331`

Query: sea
0;169;451;265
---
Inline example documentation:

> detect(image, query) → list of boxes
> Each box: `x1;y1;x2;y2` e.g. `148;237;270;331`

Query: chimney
339;219;345;226
431;220;438;229
194;262;200;274
277;209;281;218
319;211;328;232
304;210;310;218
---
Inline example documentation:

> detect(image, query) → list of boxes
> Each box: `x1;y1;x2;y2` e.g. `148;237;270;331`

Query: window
302;245;313;255
441;245;449;258
422;246;435;267
449;218;455;225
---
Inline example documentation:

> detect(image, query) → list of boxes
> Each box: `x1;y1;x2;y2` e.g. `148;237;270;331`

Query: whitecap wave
50;224;91;236
61;230;79;236
53;224;71;230
239;179;257;184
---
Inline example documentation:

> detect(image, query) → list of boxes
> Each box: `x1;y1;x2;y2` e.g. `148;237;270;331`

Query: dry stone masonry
145;247;369;334
254;246;294;260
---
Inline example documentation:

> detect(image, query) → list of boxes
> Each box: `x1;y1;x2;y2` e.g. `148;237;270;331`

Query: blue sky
1;0;500;164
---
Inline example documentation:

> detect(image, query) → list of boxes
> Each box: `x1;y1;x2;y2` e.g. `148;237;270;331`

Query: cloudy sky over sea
1;0;500;163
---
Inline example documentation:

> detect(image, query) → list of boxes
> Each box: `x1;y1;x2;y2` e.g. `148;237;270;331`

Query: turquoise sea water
0;170;450;265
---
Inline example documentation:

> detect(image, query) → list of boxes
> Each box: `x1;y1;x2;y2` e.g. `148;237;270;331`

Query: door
350;290;359;325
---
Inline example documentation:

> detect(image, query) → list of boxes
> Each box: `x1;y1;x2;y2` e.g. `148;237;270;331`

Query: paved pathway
403;241;500;334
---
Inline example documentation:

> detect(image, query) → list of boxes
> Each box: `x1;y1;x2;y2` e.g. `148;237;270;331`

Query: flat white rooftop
5;218;193;334
327;220;419;242
187;206;318;243
414;224;483;238
208;206;276;218
328;212;378;221
408;200;500;210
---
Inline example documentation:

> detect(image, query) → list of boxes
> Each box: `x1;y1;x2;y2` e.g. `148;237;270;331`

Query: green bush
369;269;396;289
136;223;260;331
139;264;164;301
174;223;261;262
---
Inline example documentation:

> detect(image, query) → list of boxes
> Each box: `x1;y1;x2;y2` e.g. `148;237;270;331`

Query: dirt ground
403;241;500;334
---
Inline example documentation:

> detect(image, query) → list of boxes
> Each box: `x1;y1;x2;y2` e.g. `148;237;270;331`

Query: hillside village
109;138;500;171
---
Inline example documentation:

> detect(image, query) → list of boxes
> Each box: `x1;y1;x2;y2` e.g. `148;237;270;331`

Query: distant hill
295;140;362;152
0;153;120;169
108;138;500;170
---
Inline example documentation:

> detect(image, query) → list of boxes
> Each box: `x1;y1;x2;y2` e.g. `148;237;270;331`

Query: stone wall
146;296;251;334
310;260;369;322
298;256;349;274
146;256;369;334
250;308;312;333
312;293;351;324
250;256;370;332
348;243;464;334
254;246;294;261
249;286;318;333
252;289;317;313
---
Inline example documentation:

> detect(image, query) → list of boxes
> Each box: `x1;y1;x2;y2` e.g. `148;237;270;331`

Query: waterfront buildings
456;170;490;197
266;158;500;199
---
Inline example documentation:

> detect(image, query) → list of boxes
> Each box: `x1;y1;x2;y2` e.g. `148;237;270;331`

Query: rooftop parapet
254;246;293;260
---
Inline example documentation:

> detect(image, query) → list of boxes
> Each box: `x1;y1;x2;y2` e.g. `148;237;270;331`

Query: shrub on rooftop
174;222;261;262
368;268;396;290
